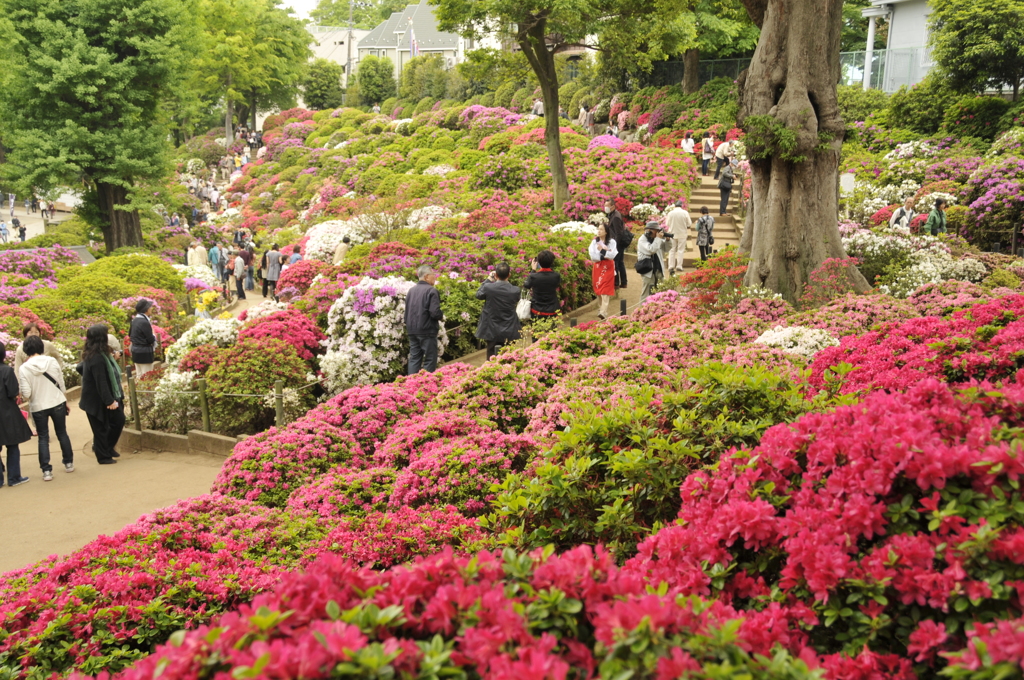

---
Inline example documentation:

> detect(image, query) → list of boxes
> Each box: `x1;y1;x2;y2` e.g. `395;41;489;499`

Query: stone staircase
680;175;744;268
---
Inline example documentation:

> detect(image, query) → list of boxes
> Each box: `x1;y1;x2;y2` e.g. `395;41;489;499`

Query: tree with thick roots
737;0;870;302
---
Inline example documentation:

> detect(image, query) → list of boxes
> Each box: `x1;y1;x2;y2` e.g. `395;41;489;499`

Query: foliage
941;96;1012;141
0;0;195;250
887;74;960;135
206;336;314;436
302;58;345;110
929;0;1024;100
486;364;811;559
356;55;398;106
837;84;890;124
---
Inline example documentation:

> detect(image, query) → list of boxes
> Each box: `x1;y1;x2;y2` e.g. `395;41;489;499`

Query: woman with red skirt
589;224;618;319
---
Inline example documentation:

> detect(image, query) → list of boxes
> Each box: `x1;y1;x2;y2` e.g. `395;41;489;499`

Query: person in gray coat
475;262;522;359
265;243;283;301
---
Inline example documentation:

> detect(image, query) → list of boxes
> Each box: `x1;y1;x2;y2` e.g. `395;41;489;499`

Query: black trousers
32;404;74;472
267;279;278;300
699;245;712;261
235;276;246;300
720;187;732;215
87;402;125;462
408;334;438;374
713;157;728;179
702;158;710;175
262;275;269;297
485;337;515;359
613;251;627;288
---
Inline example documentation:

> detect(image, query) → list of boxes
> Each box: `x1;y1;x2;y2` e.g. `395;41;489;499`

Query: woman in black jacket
0;340;33;487
523;250;562;319
129;299;157;376
79;325;125;465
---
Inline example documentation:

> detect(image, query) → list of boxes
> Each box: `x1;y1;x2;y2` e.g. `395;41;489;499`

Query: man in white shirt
663;200;692;275
889;197;917;230
713;139;733;180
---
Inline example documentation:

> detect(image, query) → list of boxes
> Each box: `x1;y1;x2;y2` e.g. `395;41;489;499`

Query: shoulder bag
516;290;533;321
634;254;654;275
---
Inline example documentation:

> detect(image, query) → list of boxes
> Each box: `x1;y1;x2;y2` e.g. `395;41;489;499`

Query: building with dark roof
357;0;499;79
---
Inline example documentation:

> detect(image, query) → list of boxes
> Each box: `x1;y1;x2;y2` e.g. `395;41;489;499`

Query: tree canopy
303;58;346;110
310;0;410;30
929;0;1024;101
192;0;311;141
0;0;196;251
356;55;398;106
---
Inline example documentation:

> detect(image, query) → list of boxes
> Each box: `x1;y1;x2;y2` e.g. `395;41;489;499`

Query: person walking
0;219;7;243
589;224;618;319
209;243;222;281
605;199;630;289
923;198;948;236
0;339;33;488
78;325;124;465
13;217;25;242
696;207;715;261
231;250;246;300
577;104;588;129
586;106;596;136
713;138;733;180
701;133;715;176
889;197;917;231
288;248;302;265
523;250;562;319
193;240;209;268
718;161;735;216
265;244;283;300
14;323;63;376
475;263;522;359
129;299;157;377
681;131;695;154
18;336;73;480
637;222;666;302
405;265;444;374
333;236;351;265
242;244;255;291
664;200;691;275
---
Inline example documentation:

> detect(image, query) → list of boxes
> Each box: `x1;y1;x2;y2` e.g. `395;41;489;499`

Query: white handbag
516;297;532;321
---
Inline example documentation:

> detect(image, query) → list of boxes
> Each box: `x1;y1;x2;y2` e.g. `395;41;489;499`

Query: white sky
281;0;318;20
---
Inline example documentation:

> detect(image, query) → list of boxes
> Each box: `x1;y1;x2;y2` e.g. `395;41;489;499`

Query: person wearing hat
636;221;666;303
129;299;157;377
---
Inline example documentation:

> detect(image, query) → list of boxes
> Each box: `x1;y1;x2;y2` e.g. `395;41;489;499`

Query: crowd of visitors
0;317;131;488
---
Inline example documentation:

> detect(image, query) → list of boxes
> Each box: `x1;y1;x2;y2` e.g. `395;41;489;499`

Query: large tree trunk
95;181;144;253
738;0;869;303
682;47;700;94
517;16;569;211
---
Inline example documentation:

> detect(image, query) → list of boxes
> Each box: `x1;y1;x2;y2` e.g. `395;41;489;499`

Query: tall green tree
736;0;870;301
432;0;688;210
356;55;398;105
679;0;759;93
840;0;887;53
0;0;195;252
303;58;346;109
194;0;311;142
311;0;410;29
930;0;1024;101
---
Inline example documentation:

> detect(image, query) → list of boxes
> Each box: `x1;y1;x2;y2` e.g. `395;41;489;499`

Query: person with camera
588;223;618;319
523;250;562;319
475;263;522;359
636;222;666;303
19;335;74;480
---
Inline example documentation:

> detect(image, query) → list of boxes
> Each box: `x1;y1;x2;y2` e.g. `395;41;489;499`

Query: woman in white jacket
588;224;618;319
18;336;73;480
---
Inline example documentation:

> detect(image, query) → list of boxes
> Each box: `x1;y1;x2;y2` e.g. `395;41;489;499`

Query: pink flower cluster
238;308;326;360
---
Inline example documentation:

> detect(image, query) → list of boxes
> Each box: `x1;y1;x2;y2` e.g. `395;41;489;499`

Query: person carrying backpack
18;335;74;480
604;199;631;289
701;133;715;176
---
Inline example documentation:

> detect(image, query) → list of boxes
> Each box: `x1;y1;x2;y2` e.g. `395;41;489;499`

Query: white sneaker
65;463;75;473
43;470;53;482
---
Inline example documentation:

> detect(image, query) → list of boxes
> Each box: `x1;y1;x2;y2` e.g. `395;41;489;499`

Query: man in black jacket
605;199;628;288
405;264;444;374
475;262;521;359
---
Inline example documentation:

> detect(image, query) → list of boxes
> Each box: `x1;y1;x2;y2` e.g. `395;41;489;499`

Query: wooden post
275;380;284;428
570;317;577;327
620;299;627;316
198;378;211;432
128;376;142;432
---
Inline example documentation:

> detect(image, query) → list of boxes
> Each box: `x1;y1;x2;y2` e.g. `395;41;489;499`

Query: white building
860;0;934;92
308;25;371;87
358;0;501;80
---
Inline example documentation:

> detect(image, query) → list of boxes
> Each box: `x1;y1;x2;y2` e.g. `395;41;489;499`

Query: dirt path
0;394;223;575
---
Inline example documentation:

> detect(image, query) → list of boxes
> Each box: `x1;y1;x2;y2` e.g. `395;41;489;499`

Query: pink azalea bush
237;308;326;361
